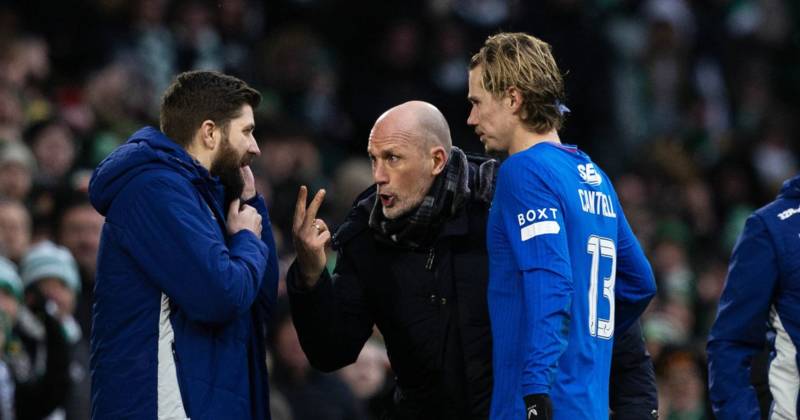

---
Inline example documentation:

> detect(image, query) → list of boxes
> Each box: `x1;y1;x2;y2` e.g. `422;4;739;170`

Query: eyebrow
367;147;400;157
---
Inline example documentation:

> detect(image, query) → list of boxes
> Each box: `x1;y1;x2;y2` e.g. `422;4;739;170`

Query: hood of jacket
779;173;800;200
89;126;223;216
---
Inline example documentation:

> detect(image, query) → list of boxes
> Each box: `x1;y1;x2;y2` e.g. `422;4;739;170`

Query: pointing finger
304;189;327;225
293;186;308;233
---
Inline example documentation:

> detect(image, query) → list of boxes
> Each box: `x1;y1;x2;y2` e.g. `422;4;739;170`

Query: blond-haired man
468;33;657;420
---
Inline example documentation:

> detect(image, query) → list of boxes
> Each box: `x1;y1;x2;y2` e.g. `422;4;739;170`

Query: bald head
372;101;452;156
367;101;452;219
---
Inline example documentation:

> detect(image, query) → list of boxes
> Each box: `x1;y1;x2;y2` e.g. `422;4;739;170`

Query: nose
467;106;477;126
248;138;261;157
372;160;388;185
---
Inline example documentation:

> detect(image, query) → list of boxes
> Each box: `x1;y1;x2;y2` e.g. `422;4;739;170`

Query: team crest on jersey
578;163;602;186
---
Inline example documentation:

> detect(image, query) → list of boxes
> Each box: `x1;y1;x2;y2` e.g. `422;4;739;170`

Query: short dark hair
159;71;261;146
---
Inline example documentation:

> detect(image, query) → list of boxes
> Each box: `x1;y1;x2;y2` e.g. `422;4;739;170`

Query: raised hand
227;198;263;238
291;186;329;288
240;165;256;201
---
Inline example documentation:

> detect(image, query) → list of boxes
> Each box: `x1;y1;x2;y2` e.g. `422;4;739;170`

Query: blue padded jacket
89;127;278;420
708;174;800;419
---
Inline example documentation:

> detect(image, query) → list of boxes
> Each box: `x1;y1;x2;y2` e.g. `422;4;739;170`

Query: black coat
289;170;657;420
289;184;492;419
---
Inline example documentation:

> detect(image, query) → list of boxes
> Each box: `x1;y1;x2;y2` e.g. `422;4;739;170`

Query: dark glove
524;394;552;420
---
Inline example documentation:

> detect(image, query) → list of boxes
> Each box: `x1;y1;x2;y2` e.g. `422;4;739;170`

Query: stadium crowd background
0;0;797;418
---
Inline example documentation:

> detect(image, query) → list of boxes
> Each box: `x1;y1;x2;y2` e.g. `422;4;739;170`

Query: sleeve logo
778;204;800;221
517;208;561;241
578;163;602;186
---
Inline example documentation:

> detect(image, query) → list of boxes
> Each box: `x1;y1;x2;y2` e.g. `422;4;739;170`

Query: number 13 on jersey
587;235;616;339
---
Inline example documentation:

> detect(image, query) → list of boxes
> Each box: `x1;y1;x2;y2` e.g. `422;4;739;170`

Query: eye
388;155;400;162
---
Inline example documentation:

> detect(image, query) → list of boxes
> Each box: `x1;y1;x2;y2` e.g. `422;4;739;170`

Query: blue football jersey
487;142;655;420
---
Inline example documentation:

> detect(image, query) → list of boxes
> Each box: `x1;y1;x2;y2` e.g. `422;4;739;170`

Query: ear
199;120;217;150
430;146;448;176
506;86;524;115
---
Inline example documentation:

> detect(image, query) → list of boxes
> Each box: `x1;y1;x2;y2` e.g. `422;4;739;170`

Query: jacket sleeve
118;174;268;325
286;246;374;372
246;194;280;325
707;214;777;420
609;321;658;419
614;206;657;334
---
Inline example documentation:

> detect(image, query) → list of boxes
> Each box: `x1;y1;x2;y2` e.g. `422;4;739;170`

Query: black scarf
368;146;495;248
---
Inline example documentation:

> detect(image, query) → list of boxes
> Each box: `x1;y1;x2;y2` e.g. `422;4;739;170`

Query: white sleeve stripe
520;221;561;241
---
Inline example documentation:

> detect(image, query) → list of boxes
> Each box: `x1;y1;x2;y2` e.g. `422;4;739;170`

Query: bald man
289;101;496;418
288;101;657;419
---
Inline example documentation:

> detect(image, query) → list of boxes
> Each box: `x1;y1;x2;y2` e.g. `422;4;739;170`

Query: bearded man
88;71;279;420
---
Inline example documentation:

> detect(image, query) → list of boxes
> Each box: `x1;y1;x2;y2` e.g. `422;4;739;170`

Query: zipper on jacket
171;341;191;418
425;248;435;270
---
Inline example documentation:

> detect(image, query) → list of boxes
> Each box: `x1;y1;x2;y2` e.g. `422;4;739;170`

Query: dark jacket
89;127;279;420
288;156;657;419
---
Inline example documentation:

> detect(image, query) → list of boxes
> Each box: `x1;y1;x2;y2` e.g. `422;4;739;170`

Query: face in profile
467;65;513;154
210;104;260;204
367;122;435;220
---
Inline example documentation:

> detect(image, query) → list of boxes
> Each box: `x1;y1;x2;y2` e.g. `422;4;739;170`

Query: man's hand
292;186;329;289
524;394;552;420
241;165;256;201
227;199;262;238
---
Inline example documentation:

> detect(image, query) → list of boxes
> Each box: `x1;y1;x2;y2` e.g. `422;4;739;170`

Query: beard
210;131;246;207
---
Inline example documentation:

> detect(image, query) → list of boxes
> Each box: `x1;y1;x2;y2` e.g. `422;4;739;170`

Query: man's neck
185;143;213;170
508;127;560;155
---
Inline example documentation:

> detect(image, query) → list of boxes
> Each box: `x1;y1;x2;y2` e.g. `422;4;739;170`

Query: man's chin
382;205;409;220
483;143;508;159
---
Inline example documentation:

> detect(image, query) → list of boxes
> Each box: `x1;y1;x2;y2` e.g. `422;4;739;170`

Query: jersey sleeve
496;159;573;396
613;202;657;333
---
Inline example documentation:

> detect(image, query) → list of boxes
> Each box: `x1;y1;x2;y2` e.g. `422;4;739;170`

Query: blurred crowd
0;0;797;419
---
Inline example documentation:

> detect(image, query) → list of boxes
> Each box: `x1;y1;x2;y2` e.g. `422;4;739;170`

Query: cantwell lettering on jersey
578;189;617;218
517;208;560;241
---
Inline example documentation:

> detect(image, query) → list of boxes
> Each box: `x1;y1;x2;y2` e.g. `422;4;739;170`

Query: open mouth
379;194;395;207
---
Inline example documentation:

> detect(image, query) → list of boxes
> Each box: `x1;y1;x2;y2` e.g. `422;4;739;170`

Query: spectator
5;253;70;420
20;241;89;420
338;339;392;419
53;193;103;337
271;302;365;420
0;200;31;264
0;256;22;420
0;141;35;201
24;119;77;188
